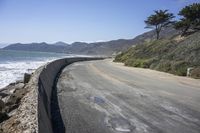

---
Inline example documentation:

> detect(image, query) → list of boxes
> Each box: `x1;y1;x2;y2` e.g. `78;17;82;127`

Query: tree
175;3;200;35
145;10;174;40
174;19;191;36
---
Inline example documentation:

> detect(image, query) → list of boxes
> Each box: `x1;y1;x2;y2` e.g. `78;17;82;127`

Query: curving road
56;59;200;133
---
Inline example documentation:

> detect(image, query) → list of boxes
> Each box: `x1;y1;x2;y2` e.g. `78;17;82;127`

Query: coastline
0;57;104;133
0;68;40;132
0;49;68;89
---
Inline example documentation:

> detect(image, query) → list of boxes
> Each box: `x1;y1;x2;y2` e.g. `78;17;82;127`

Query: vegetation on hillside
114;31;200;77
115;3;200;78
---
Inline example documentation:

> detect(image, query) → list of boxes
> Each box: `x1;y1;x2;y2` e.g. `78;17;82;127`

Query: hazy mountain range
2;26;178;56
0;43;9;48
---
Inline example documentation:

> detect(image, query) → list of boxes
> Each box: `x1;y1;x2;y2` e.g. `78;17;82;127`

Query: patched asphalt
56;59;200;133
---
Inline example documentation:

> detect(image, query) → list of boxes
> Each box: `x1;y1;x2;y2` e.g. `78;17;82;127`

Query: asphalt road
56;59;200;133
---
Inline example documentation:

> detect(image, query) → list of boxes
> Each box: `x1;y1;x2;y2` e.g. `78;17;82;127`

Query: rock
24;73;31;84
0;112;9;123
0;82;24;104
8;83;15;86
0;116;21;133
0;99;5;111
0;83;24;96
0;82;26;114
0;99;9;123
5;104;18;113
5;87;27;113
191;67;200;79
15;80;23;84
0;65;41;132
0;92;9;99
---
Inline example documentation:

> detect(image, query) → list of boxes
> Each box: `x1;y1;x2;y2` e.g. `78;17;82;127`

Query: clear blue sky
0;0;199;44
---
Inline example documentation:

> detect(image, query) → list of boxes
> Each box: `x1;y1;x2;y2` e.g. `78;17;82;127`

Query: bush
114;48;135;62
175;66;188;76
125;58;155;68
171;61;190;76
155;60;172;72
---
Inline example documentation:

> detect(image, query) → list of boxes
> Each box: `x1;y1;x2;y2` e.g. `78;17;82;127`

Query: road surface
56;59;200;133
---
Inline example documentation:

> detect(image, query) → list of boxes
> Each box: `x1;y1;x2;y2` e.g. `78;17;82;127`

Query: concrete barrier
38;57;103;133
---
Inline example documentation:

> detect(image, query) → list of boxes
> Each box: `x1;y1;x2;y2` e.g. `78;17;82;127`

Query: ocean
0;50;70;89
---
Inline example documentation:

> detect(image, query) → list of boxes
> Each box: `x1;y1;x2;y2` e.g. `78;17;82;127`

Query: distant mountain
3;26;179;55
3;42;67;53
52;41;69;46
0;43;9;48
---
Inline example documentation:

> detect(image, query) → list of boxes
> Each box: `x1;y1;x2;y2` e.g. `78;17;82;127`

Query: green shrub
171;61;190;76
175;66;188;76
156;60;172;72
114;47;135;62
124;58;155;68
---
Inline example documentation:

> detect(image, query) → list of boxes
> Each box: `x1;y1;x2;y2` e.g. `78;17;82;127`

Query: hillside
114;31;200;78
3;26;178;56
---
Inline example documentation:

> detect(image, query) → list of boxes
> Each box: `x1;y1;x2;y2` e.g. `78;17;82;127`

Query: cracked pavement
56;59;200;133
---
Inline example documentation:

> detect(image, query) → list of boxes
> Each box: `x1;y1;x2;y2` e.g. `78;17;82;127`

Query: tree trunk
156;30;160;40
155;25;161;40
181;26;190;37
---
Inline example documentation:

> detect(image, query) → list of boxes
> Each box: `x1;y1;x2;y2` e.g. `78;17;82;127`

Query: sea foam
0;50;93;89
0;58;57;89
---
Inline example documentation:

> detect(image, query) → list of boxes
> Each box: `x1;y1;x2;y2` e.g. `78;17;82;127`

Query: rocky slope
114;31;200;78
0;69;41;133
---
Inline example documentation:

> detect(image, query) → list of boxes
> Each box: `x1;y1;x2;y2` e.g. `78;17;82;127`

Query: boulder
24;73;31;84
0;99;5;111
0;99;9;123
0;112;9;123
5;83;26;113
191;67;200;79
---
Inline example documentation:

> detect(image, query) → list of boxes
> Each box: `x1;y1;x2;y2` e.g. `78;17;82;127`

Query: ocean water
0;50;69;89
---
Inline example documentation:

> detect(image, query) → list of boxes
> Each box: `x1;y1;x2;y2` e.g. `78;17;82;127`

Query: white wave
0;54;94;89
0;57;61;89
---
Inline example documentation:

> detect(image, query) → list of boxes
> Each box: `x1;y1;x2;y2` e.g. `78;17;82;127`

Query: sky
0;0;199;45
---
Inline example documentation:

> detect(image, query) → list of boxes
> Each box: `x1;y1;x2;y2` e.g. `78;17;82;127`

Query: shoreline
0;57;104;133
0;65;42;133
0;49;71;90
0;71;34;90
0;53;100;90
